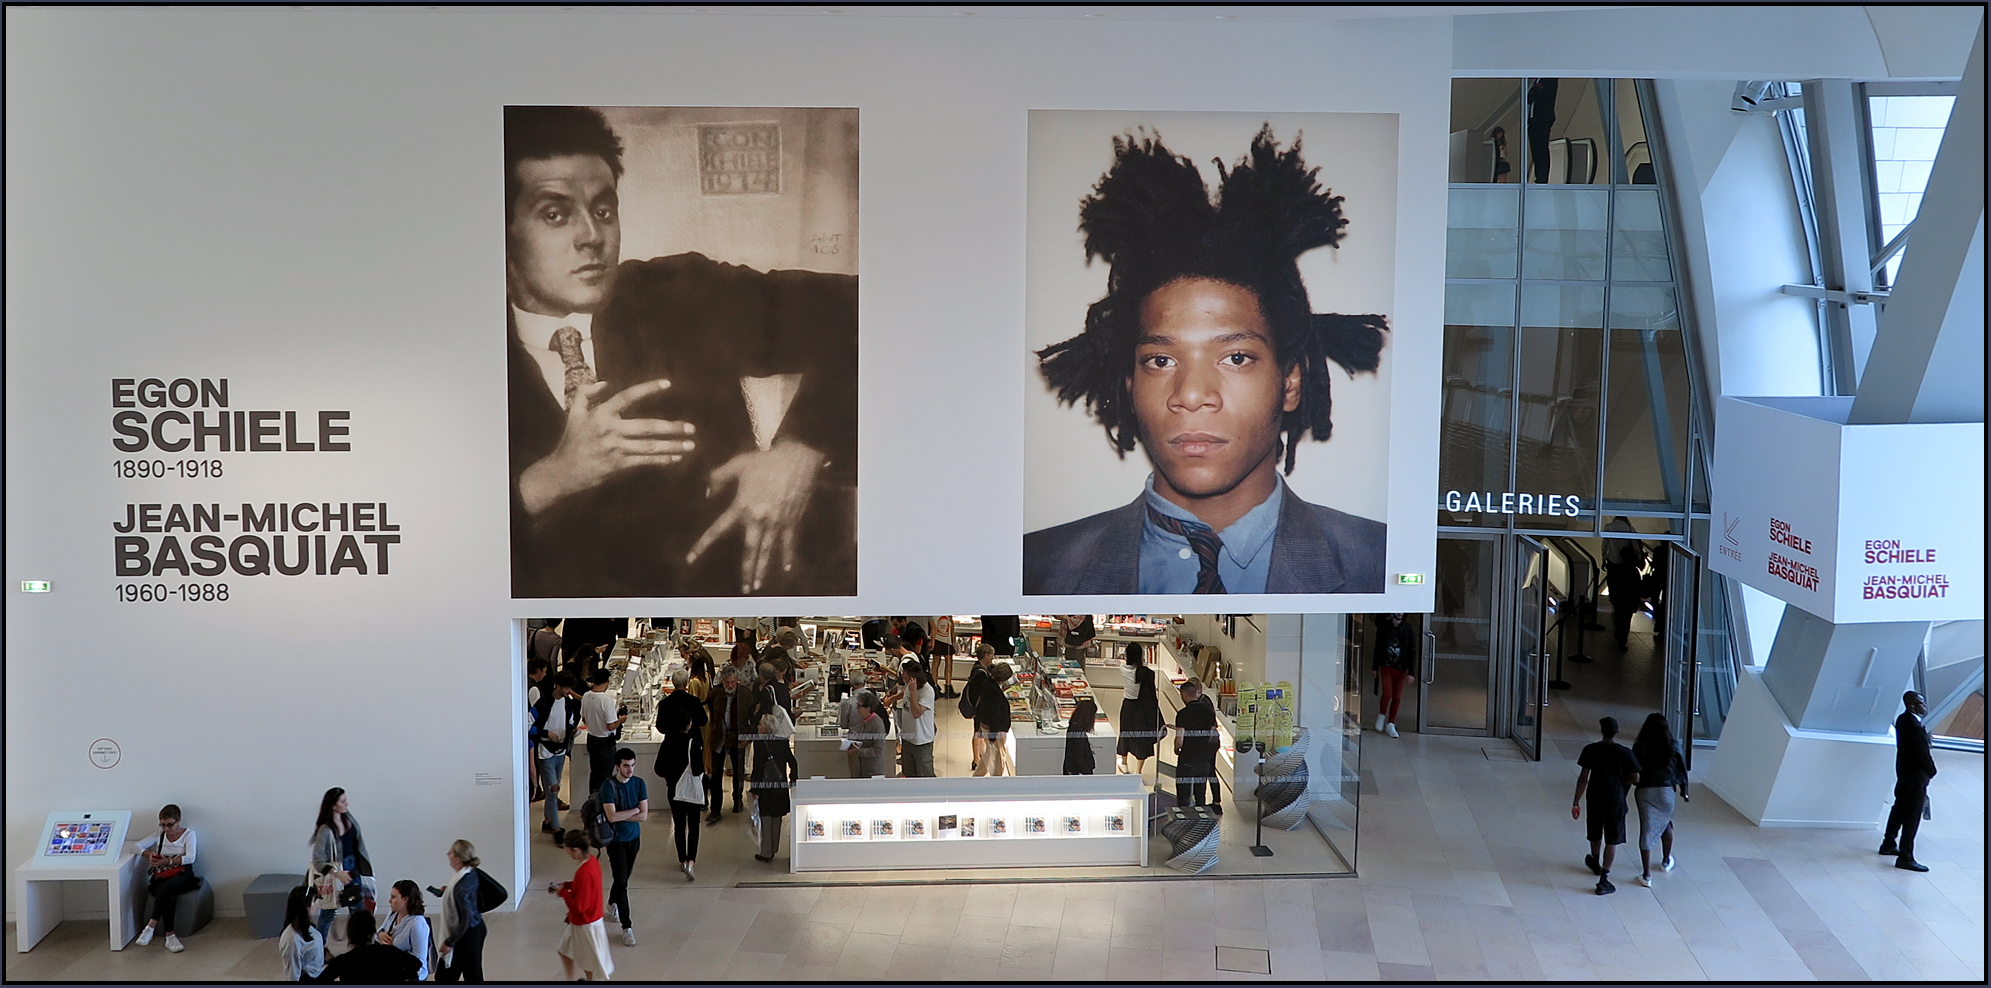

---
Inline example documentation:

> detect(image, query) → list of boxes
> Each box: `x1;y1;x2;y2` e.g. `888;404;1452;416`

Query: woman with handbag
133;803;198;952
751;703;800;863
1115;644;1161;776
436;839;486;982
655;667;708;881
308;788;373;940
972;662;1016;777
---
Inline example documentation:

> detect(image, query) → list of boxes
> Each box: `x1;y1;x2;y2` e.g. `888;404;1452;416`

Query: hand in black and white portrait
517;379;697;515
689;438;827;593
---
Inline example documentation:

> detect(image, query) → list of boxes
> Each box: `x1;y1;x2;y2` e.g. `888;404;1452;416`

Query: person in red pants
1372;613;1417;738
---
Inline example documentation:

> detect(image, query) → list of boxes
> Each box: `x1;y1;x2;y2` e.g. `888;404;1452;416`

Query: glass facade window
1522;188;1609;280
1445;188;1520;278
1603;287;1690;513
1441;79;1741;745
1440;282;1516;528
1866;93;1955;286
1516;285;1603;530
1442;79;1701;534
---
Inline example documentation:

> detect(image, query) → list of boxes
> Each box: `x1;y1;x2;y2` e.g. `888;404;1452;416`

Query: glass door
1505;536;1551;759
1661;542;1701;766
1424;536;1499;735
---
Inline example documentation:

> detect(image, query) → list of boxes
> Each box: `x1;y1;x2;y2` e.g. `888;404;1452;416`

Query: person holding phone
133;803;198;952
436;839;486;982
550;830;613;981
887;661;936;778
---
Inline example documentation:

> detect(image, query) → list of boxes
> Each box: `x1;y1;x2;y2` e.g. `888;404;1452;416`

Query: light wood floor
8;687;1982;981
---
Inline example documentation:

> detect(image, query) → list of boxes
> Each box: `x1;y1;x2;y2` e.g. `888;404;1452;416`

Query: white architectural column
1706;25;1985;827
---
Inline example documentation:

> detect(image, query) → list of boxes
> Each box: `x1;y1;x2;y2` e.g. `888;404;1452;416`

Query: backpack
577;796;614;848
471;867;507;912
957;675;978;720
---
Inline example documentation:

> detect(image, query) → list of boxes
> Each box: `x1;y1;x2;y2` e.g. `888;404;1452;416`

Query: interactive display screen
46;821;116;856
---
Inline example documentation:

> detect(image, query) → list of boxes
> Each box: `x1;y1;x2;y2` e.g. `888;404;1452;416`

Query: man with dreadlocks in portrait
1024;125;1388;595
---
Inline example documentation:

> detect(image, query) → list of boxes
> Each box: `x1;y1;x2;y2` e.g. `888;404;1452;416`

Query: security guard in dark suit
1879;690;1938;872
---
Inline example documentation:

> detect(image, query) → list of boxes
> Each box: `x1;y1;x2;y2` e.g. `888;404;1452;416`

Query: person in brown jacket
704;665;754;823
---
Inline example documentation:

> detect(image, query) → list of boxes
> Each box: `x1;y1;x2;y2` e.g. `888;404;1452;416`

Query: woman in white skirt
551;830;614;980
1630;712;1689;887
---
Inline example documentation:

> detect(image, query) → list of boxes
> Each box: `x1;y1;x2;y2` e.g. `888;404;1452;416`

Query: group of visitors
1572;713;1690;895
280;789;493;981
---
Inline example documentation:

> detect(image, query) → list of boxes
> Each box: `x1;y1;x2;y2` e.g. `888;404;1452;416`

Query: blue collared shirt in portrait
1137;474;1282;594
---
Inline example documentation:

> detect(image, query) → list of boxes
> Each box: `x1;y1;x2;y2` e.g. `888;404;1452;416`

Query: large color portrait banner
1025;110;1427;606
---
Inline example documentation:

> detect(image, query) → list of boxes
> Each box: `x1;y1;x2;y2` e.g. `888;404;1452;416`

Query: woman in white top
133;803;198;952
277;884;326;981
378;880;436;981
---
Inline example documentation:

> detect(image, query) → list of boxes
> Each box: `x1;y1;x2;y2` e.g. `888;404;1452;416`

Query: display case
789;775;1147;872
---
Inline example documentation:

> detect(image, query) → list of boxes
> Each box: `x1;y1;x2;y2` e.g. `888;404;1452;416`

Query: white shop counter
789;775;1147;872
1010;719;1117;776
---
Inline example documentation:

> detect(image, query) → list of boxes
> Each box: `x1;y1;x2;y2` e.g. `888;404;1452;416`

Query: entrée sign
1442;490;1583;517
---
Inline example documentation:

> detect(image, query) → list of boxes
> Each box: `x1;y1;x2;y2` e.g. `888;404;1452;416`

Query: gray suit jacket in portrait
1023;487;1386;594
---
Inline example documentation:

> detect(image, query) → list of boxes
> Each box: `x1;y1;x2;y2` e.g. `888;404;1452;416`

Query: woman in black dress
750;702;799;863
1063;698;1098;775
1115;643;1161;776
653;670;708;881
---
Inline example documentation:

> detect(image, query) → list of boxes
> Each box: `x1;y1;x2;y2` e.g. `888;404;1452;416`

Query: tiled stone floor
9;714;1982;981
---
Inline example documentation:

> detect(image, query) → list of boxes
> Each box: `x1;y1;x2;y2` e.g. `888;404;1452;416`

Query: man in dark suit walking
1879;690;1938;872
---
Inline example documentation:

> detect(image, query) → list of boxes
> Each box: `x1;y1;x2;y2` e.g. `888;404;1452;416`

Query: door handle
1422;631;1436;685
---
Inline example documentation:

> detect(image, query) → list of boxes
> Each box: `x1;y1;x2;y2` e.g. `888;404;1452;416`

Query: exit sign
20;581;51;593
1395;573;1425;585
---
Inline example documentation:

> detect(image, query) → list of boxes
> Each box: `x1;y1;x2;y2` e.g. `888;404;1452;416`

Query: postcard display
790;775;1147;872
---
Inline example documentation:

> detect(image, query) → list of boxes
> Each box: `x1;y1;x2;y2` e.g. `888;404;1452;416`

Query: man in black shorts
1573;716;1640;895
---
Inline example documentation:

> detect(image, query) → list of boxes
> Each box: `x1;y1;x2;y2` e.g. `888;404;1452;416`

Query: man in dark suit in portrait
505;106;856;598
1024;126;1386;594
1879;690;1938;872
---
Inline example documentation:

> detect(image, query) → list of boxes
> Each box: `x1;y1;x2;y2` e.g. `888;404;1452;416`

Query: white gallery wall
7;5;1979;921
4;7;1451;918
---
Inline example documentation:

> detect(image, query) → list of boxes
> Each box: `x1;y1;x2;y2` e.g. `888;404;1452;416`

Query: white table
789;774;1147;872
14;848;146;952
1011;719;1118;776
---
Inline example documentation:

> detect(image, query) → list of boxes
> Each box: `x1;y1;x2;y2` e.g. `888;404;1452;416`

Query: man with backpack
598;748;649;947
531;672;583;842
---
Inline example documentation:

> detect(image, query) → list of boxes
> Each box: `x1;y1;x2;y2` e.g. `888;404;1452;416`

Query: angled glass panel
1617;79;1656;184
1610;189;1671;282
1515;284;1603;529
1522;187;1609;280
1440;283;1516;529
1525;78;1606;185
1603;287;1689;512
1447;188;1520;278
1450;78;1524;183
